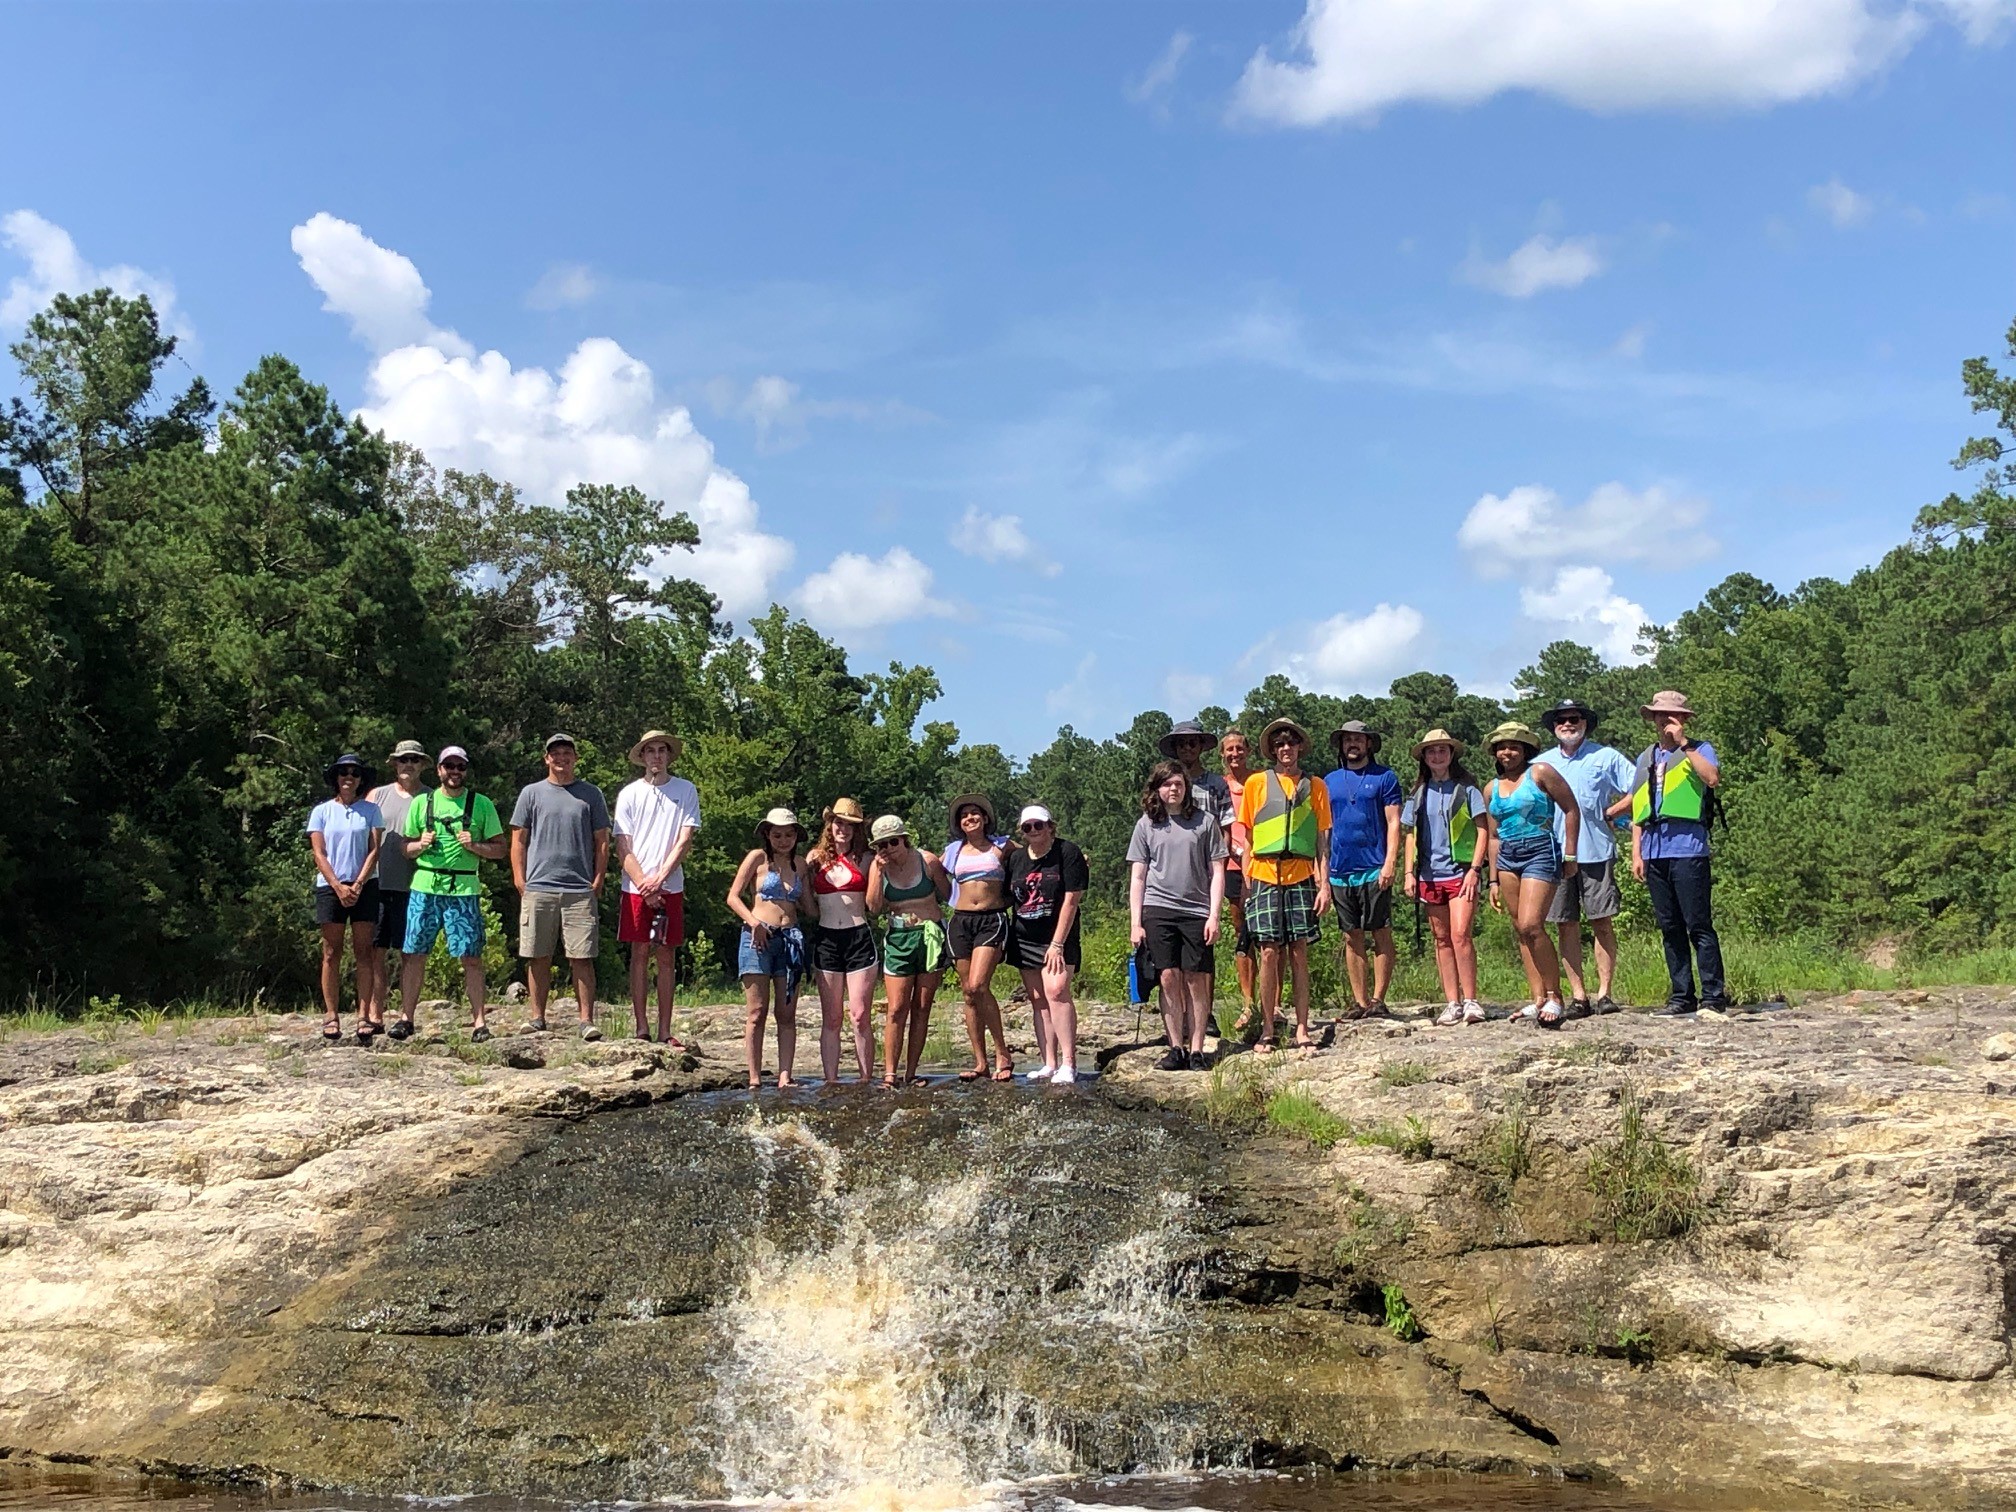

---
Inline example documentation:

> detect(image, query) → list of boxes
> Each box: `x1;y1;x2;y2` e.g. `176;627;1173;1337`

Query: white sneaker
1049;1065;1078;1084
1462;999;1487;1024
1026;1066;1057;1083
1435;1002;1464;1027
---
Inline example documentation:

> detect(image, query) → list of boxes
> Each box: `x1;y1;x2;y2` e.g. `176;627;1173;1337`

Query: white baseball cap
1018;804;1053;827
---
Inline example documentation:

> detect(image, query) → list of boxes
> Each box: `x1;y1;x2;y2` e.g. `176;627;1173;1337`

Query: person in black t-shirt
1006;803;1088;1084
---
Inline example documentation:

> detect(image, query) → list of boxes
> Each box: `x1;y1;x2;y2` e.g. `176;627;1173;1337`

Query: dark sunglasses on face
1022;820;1050;831
873;838;903;850
440;761;468;771
335;768;362;779
1556;717;1584;726
394;755;426;764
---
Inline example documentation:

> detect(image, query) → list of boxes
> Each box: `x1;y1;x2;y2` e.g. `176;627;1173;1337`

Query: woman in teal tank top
1483;723;1582;1028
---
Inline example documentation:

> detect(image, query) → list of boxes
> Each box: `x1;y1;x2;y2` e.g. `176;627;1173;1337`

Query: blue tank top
1489;771;1555;845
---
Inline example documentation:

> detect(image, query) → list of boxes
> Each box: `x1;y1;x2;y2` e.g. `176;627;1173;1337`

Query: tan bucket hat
1409;727;1467;761
1484;721;1544;754
1639;690;1696;719
1259;717;1310;754
948;792;996;830
869;814;909;845
754;806;801;845
628;728;684;764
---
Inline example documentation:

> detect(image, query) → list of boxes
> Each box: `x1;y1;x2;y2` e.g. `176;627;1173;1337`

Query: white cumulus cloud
1232;0;2003;125
1521;565;1653;664
1273;603;1427;696
0;209;190;338
1808;177;1875;227
1457;482;1714;577
795;547;953;633
1460;233;1606;298
950;506;1061;577
294;213;792;617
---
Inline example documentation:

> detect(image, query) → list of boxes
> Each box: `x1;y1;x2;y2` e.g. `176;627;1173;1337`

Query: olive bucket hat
1484;722;1544;754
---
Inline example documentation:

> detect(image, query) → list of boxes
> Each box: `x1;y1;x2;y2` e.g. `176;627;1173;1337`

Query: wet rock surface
1;987;2013;1504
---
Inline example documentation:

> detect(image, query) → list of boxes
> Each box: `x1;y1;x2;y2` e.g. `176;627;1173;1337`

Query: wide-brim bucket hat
824;796;868;826
869;814;909;845
1329;719;1384;756
1156;719;1220;759
948;792;997;831
1484;722;1544;755
1640;690;1697;719
324;753;379;790
1259;717;1310;754
1541;699;1599;735
387;738;427;762
1410;728;1467;761
754;807;802;844
628;728;684;764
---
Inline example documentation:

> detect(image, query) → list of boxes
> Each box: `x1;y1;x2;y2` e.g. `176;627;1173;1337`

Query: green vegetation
1265;1086;1353;1147
1375;1059;1431;1090
1333;1189;1415;1271
1203;1053;1283;1133
1382;1283;1423;1342
1585;1082;1703;1243
1479;1092;1532;1207
6;289;2016;1007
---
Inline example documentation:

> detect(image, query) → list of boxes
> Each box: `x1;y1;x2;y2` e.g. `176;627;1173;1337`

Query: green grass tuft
1383;1283;1423;1341
1375;1059;1431;1090
1356;1115;1434;1160
1264;1086;1352;1148
1585;1081;1701;1242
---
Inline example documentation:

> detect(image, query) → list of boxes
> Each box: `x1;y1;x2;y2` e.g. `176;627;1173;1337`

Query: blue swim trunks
406;892;485;958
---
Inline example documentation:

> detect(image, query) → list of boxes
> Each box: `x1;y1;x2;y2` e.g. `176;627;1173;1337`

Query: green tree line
4;291;2012;1001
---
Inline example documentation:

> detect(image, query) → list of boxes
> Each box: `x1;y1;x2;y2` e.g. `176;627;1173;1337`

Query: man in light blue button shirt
1534;699;1635;1016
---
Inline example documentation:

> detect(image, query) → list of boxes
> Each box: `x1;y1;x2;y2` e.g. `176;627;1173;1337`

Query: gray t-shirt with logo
510;779;610;893
368;784;420;891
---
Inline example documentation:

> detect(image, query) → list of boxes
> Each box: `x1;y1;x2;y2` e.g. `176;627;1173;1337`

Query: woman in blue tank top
1482;723;1582;1029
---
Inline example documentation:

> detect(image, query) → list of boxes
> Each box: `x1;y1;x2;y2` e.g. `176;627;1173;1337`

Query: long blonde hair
808;803;868;869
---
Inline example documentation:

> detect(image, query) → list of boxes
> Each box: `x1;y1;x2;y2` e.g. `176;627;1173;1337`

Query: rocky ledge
1;987;2012;1505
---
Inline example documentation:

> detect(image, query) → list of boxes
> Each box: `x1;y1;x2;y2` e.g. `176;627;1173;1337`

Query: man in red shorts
612;729;700;1046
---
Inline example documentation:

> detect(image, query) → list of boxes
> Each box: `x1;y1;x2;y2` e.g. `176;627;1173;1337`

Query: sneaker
470;1025;492;1043
1050;1065;1078;1084
580;1022;604;1042
1593;995;1621;1015
387;1020;414;1041
527;1018;549;1034
1653;1000;1697;1017
1364;1000;1392;1020
1565;998;1593;1020
1435;1003;1464;1027
1187;1050;1212;1071
1025;1066;1057;1083
1462;999;1487;1024
1154;1047;1188;1072
1700;998;1734;1014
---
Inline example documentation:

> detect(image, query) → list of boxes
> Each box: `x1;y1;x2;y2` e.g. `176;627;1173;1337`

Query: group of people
303;689;1728;1077
306;730;698;1048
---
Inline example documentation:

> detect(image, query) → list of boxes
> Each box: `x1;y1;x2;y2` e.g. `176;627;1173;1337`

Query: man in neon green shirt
395;745;507;1039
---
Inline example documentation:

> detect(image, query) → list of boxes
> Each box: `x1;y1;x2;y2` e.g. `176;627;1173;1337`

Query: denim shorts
1495;833;1561;883
738;925;805;997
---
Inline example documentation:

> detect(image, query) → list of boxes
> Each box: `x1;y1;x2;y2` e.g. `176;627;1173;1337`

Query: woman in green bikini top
865;815;952;1089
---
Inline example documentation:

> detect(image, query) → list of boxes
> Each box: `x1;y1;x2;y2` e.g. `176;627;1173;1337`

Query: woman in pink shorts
1400;729;1490;1025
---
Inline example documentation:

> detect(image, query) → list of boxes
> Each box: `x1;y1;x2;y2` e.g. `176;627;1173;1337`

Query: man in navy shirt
1324;721;1403;1018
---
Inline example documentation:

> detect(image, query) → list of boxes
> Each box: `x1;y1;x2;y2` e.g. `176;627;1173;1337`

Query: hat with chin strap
1542;698;1599;735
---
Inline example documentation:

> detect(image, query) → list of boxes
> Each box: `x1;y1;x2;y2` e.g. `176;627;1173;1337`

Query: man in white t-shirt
613;728;702;1046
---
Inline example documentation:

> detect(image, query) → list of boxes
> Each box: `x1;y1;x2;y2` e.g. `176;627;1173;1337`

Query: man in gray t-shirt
509;734;611;1037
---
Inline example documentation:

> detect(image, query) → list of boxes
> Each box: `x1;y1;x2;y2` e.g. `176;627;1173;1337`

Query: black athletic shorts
1006;917;1081;972
373;888;411;950
948;908;1011;960
813;923;879;973
1143;906;1214;975
314;879;380;927
1332;877;1394;933
1224;868;1245;906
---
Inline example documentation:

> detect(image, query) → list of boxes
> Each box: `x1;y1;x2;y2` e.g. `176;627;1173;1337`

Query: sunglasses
334;769;363;779
440;760;468;771
1555;717;1585;726
394;755;426;764
873;838;905;850
1021;820;1051;831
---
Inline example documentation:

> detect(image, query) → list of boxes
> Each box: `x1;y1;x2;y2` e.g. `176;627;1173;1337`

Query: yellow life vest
1631;747;1708;825
1251;773;1319;859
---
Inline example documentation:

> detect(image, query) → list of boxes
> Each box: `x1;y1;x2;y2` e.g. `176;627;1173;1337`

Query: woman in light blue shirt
306;753;384;1044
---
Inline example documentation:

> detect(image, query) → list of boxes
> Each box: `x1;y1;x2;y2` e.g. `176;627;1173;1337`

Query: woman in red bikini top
808;798;879;1084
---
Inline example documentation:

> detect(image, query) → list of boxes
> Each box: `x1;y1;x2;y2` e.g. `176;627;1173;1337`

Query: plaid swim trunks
1245;877;1320;945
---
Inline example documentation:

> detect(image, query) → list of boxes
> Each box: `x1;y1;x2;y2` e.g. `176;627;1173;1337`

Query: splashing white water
710;1111;1202;1503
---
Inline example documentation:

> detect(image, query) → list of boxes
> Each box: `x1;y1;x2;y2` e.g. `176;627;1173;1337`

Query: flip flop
991;1065;1016;1082
1254;1034;1278;1056
958;1067;985;1082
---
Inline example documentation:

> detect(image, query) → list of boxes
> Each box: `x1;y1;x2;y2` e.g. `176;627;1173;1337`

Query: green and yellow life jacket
1631;746;1708;825
1448;798;1478;866
1251;772;1320;860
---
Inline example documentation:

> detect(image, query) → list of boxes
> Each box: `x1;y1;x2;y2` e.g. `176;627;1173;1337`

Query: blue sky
4;2;2012;755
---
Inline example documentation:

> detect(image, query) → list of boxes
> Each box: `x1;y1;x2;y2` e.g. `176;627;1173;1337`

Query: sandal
990;1065;1015;1083
527;1017;549;1034
958;1066;985;1082
1254;1033;1278;1055
880;1078;901;1091
321;1018;343;1043
470;1026;492;1043
1538;1000;1565;1030
387;1019;414;1041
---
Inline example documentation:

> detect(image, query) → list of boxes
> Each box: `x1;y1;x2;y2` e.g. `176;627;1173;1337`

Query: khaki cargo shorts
519;890;599;960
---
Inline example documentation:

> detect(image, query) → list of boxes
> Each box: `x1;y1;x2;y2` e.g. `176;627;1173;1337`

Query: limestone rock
1982;1031;2016;1061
